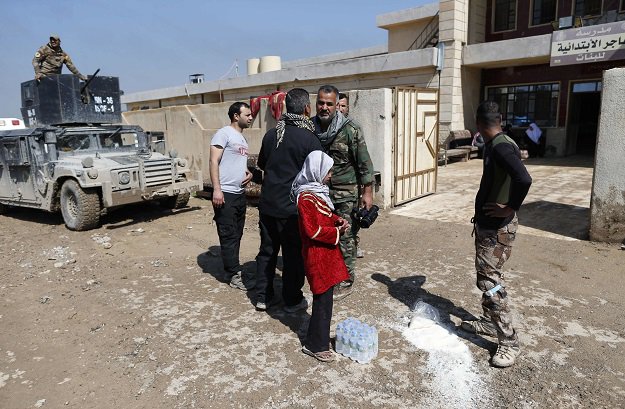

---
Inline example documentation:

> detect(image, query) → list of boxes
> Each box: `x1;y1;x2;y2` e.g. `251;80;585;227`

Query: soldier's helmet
49;34;60;41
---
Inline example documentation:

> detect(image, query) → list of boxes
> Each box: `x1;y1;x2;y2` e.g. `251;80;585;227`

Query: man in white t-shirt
210;102;254;290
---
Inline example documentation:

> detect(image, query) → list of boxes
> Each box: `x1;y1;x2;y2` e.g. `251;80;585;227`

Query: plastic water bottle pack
335;317;378;364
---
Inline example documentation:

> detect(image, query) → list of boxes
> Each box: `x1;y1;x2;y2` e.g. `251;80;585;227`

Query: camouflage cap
49;33;60;40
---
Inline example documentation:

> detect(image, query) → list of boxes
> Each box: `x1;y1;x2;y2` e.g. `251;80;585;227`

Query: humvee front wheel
0;203;9;214
161;192;190;209
60;180;101;231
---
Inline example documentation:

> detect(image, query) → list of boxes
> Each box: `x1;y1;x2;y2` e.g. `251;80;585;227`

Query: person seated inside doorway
524;123;543;158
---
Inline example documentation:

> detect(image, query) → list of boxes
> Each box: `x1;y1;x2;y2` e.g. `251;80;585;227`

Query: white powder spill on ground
399;316;490;409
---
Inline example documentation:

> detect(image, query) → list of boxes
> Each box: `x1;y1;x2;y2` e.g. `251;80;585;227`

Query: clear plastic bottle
335;323;344;355
364;329;373;363
349;329;359;360
356;336;366;363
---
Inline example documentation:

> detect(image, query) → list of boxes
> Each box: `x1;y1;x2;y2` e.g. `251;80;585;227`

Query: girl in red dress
291;151;350;362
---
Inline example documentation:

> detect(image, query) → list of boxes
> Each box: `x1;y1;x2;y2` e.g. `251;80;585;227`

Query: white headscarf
290;151;334;209
526;123;542;144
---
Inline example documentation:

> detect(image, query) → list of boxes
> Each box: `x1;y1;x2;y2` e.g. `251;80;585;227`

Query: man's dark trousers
255;213;305;307
213;192;247;279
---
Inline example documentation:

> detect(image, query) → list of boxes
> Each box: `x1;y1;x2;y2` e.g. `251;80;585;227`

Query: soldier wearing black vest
461;101;532;368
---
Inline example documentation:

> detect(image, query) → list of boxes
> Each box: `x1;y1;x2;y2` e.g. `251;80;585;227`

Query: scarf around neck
313;111;350;149
276;113;315;148
290;151;335;210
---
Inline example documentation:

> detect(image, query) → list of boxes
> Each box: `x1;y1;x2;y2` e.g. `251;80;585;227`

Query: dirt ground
1;160;625;408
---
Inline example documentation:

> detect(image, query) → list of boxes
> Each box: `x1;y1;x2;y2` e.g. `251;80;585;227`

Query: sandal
302;346;335;362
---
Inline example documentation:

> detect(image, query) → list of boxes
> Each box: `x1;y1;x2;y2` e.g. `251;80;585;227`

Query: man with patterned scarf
312;85;374;301
254;88;322;312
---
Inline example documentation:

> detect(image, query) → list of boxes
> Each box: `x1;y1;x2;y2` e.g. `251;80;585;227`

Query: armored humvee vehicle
0;73;202;231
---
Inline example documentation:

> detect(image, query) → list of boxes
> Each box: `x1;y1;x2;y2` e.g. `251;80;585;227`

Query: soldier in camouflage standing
32;34;87;81
460;101;532;368
312;85;374;301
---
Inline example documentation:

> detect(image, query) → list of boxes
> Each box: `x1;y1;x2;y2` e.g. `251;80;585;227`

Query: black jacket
258;125;322;218
474;133;532;229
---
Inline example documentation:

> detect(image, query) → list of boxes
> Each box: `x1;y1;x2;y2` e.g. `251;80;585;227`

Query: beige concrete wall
348;89;394;208
460;66;482;132
161;95;203;108
128;68;437;113
187;102;235;130
439;41;465;133
164;106;205;174
439;0;468;43
123;88;396;206
122;104;267;183
122;108;168;131
438;0;469;136
590;68;625;243
467;0;487;45
387;19;433;52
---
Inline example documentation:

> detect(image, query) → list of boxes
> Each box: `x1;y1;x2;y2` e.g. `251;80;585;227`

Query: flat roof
121;48;437;104
376;2;439;29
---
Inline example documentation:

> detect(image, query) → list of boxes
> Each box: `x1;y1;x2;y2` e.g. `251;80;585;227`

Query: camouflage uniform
326;121;374;285
32;43;84;79
474;214;518;346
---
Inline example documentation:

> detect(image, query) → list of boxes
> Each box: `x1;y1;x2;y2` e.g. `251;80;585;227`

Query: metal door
392;87;438;206
0;138;38;203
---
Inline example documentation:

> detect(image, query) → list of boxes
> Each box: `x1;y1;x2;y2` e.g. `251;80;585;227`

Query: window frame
574;0;603;17
570;80;602;94
0;138;28;166
485;81;561;128
530;0;559;27
492;0;518;33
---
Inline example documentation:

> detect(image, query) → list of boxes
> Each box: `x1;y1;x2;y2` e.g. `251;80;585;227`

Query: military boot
460;316;498;337
491;343;521;368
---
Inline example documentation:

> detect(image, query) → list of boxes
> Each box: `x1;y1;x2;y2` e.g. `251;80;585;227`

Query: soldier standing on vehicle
32;34;87;81
312;85;374;301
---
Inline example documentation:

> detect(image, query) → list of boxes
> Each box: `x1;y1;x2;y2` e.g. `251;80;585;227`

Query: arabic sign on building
551;21;625;66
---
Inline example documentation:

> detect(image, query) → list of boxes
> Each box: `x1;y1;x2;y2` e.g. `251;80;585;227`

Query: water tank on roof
259;56;281;73
247;58;260;75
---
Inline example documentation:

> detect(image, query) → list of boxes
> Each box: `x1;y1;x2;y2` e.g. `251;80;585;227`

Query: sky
0;0;429;118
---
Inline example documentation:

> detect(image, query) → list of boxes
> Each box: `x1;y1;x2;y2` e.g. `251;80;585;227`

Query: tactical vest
486;133;519;205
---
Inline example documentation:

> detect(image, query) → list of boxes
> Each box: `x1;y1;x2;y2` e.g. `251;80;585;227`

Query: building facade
464;0;625;155
122;1;625;159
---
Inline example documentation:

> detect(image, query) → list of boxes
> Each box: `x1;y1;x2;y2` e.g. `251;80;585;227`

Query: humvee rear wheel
161;192;190;209
0;203;9;214
60;180;101;231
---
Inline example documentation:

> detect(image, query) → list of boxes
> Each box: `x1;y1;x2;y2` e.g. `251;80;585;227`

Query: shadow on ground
0;201;201;230
105;203;201;229
372;272;497;351
0;206;64;227
196;248;308;342
519;200;589;240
